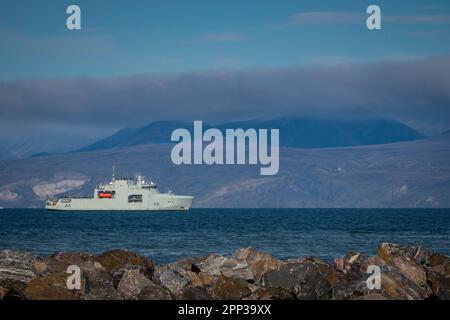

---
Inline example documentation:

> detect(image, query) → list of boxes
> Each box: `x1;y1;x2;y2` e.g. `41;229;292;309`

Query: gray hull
45;174;193;211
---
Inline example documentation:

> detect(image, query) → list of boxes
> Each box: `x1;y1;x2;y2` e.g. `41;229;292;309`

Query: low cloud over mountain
1;55;449;134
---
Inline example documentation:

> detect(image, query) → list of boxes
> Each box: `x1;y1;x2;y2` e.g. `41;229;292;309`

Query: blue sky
1;0;450;80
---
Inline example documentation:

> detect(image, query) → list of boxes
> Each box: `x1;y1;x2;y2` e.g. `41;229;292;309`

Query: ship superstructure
45;169;193;211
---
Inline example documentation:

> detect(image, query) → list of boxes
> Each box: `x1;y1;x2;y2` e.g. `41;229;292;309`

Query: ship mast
112;165;116;182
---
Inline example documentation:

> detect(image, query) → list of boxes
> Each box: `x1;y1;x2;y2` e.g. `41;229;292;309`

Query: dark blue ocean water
0;209;448;264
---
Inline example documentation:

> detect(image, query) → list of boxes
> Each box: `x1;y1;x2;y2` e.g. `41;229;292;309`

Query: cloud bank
0;56;450;134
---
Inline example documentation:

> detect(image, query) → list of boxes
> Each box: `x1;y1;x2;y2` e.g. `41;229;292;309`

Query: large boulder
177;286;211;300
332;254;429;300
244;287;296;300
22;272;82;300
137;281;173;300
379;263;429;300
210;275;252;300
378;243;429;265
117;269;154;299
425;253;450;299
22;251;123;300
378;243;428;289
0;250;37;290
195;254;255;282
22;252;118;300
233;247;282;283
263;258;335;299
111;264;153;289
95;249;155;274
82;272;121;300
43;252;97;274
332;255;383;300
152;265;191;297
0;286;8;300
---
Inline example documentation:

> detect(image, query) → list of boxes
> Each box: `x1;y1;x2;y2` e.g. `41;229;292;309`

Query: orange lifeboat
98;192;113;199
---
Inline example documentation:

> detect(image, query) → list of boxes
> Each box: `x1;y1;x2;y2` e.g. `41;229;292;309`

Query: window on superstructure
128;194;143;203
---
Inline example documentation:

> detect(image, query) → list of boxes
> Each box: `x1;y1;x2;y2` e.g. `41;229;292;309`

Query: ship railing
60;196;92;199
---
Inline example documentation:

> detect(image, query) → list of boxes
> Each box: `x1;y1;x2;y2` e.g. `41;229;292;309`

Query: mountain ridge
78;117;423;152
1;134;449;208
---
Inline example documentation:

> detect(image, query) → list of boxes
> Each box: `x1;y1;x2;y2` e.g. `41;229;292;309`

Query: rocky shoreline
0;243;448;300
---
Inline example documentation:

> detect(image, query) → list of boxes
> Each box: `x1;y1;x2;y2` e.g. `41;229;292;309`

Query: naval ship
45;169;193;211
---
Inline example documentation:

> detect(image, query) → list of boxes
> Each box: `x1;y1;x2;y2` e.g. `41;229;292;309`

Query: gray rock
332;280;375;300
82;270;121;300
137;281;173;300
233;247;282;283
177;286;211;300
0;250;36;288
378;242;429;265
117;269;153;299
210;275;252;300
263;259;334;299
425;253;450;299
244;287;296;300
111;263;152;289
0;244;447;300
352;293;387;300
153;265;191;296
196;254;255;282
95;249;154;275
379;263;429;300
332;255;429;300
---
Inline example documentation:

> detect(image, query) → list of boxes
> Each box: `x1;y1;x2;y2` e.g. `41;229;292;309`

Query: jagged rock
378;243;429;265
263;259;334;299
426;253;450;275
334;257;344;272
332;280;374;300
0;250;37;289
167;257;201;273
23;272;81;300
352;293;387;300
117;269;153;299
332;256;383;300
244;287;296;300
95;249;155;274
426;271;449;300
82;269;121;300
233;247;282;283
195;254;255;282
425;253;450;299
26;252;119;300
43;252;97;274
0;286;7;299
111;264;153;289
32;260;48;275
379;263;428;300
333;254;428;300
137;281;173;300
153;265;191;297
339;252;365;278
210;275;252;300
0;244;447;300
177;286;211;300
389;255;427;289
182;270;206;288
377;243;428;289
